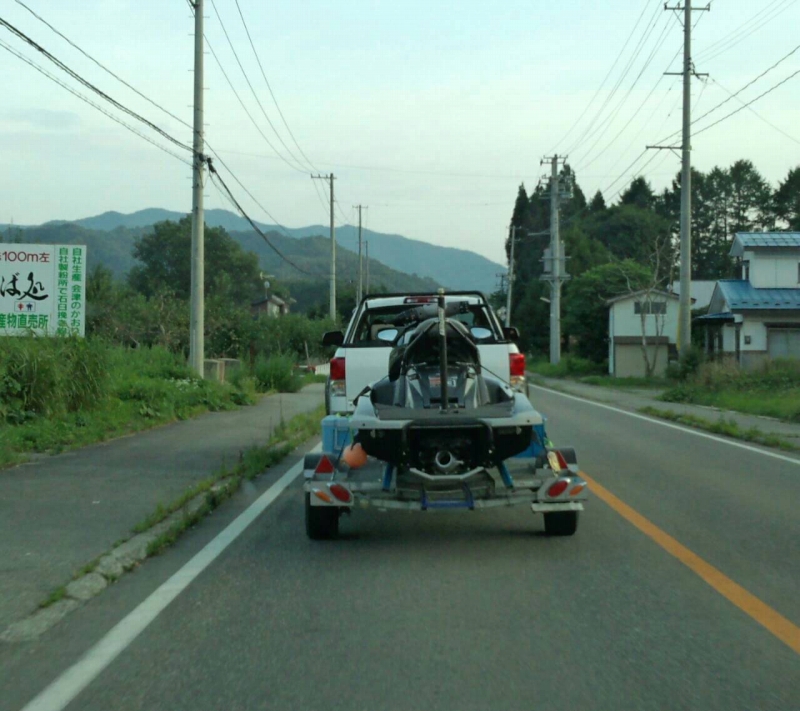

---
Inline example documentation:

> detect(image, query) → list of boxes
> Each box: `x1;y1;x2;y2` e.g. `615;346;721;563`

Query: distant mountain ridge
11;208;503;293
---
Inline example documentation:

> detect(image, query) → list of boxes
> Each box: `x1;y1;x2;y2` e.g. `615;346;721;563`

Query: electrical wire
546;0;653;155
693;67;800;137
208;0;307;174
0;37;192;167
0;15;193;154
710;76;800;145
233;0;319;173
13;0;192;132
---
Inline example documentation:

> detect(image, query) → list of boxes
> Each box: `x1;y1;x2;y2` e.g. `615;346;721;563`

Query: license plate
429;375;458;388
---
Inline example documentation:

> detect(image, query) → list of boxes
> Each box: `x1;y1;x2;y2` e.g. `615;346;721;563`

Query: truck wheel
305;493;339;540
544;511;578;536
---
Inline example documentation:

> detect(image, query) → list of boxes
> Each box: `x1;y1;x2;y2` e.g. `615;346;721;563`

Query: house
251;294;289;318
697;233;800;368
669;280;717;311
606;290;684;378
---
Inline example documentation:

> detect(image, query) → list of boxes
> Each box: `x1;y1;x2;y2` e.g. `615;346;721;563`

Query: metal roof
730;232;800;256
716;279;800;310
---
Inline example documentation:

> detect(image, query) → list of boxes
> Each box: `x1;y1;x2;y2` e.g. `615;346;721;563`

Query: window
743;260;750;281
634;301;667;315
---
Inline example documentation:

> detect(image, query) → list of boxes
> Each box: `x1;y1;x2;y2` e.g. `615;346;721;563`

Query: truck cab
323;291;526;415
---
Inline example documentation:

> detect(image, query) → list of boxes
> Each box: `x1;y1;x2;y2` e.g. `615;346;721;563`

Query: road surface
2;385;798;711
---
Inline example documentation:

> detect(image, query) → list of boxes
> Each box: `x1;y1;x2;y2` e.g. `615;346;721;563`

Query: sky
1;0;799;265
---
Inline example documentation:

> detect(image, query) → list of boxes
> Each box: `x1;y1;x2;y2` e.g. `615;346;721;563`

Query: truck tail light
509;353;526;377
330;357;346;381
329;483;352;503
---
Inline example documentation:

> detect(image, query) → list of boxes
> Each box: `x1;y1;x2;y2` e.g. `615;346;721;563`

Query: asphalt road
2;385;799;711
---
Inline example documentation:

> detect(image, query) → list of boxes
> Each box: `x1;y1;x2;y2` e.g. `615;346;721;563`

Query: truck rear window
348;303;499;345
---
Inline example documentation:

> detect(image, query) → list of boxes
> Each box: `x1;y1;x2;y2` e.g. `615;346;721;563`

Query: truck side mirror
322;330;344;347
503;326;520;343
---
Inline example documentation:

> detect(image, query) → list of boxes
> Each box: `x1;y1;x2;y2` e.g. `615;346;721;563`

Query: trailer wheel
544;511;578;536
305;493;339;540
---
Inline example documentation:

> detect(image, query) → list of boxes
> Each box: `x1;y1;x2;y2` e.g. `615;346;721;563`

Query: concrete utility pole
354;204;367;304
505;225;516;328
659;0;709;354
365;241;370;294
312;173;336;320
539;155;569;364
189;0;205;376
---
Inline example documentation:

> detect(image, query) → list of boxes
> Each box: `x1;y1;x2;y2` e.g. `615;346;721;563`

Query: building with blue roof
698;233;800;367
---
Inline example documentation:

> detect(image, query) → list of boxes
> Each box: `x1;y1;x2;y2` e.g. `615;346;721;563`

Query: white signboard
0;244;86;337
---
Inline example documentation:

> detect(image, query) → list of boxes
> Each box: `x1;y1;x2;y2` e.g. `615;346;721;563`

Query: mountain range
33;208;503;293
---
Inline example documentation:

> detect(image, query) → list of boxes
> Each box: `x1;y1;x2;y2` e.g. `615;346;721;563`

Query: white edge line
531;384;800;467
21;452;314;711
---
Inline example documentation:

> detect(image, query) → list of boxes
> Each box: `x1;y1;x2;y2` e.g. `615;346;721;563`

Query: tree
620;176;655;210
128;217;263;304
588;190;607;214
727;159;772;233
582;204;671;265
564;260;652;363
774;166;800;230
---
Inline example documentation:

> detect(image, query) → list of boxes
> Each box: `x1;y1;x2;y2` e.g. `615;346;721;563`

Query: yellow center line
580;470;800;656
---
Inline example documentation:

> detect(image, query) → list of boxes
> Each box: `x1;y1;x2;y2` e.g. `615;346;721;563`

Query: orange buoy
342;443;368;469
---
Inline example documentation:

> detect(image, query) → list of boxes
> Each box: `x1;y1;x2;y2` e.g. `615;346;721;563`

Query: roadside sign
0;244;86;337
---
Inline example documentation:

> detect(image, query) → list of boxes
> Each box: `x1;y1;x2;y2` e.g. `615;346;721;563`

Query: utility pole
312;173;336;320
353;204;367;304
539;155;569;365
654;1;709;354
505;225;516;327
365;241;370;294
189;0;205;376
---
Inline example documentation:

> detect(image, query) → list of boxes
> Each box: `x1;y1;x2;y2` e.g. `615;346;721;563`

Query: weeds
39;586;67;609
528;356;606;378
640;406;798;452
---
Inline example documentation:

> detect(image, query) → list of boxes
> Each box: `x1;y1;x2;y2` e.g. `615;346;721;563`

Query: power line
233;0;319;173
0;37;192;167
13;0;192;132
693;67;800;137
208;0;307;174
554;0;654;156
0;15;193;154
710;76;800;145
655;41;800;145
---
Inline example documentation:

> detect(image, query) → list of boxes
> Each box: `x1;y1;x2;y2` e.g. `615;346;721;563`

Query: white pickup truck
322;291;527;415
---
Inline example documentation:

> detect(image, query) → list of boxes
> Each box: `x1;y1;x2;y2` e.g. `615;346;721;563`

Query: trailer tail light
313;489;333;504
330;357;346;397
569;484;585;496
315;455;335;475
547;480;569;498
329;483;352;503
547;450;569;473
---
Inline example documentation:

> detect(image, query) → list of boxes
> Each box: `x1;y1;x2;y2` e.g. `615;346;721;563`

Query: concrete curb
0;478;232;644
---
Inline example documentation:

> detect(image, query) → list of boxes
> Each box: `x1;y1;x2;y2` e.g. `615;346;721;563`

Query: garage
767;328;800;359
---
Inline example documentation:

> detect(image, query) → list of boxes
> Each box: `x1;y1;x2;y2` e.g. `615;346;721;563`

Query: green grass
39;585;67;609
0;343;258;470
639;406;798;452
659;360;800;422
528;356;607;379
578;375;669;389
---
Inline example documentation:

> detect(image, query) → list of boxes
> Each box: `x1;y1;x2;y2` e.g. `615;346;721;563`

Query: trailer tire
305;493;339;540
544;511;578;536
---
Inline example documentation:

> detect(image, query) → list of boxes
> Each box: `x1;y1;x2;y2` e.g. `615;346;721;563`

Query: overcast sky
1;0;799;264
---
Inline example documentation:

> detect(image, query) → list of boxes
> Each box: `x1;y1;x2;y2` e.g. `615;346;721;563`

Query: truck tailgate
345;347;392;405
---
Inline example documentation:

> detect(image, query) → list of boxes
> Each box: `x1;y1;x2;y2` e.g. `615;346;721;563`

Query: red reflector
329;483;352;503
509;352;526;377
555;450;569;470
330;357;346;381
547;480;569;498
315;455;335;475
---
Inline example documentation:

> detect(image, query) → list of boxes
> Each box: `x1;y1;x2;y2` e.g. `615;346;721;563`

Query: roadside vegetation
0;219;338;470
659;359;800;423
640;406;798;452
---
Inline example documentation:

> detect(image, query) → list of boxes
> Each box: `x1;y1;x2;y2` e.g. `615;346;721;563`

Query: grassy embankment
0;338;318;469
